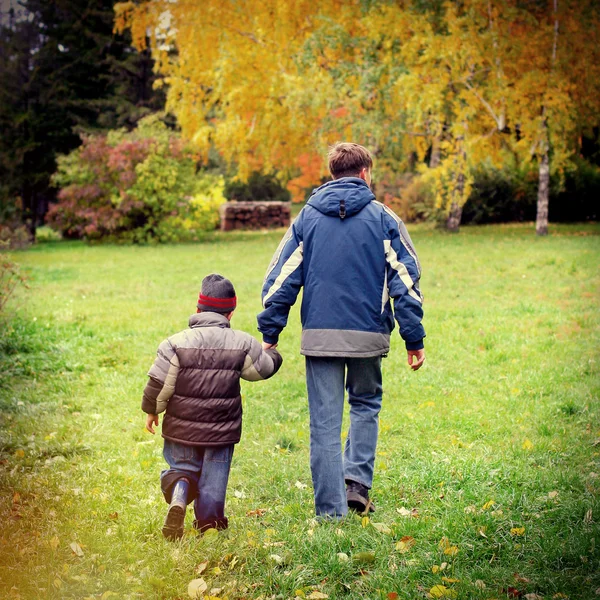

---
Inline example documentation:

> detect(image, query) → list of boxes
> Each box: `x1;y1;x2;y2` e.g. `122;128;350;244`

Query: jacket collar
188;312;231;329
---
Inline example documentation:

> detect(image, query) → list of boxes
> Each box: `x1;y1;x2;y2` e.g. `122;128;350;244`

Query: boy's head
328;142;373;185
197;274;236;319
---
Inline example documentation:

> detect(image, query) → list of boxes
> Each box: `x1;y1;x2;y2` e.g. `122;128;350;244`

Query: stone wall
219;201;291;231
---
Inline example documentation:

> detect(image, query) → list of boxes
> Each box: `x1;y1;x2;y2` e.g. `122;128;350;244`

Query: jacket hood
189;312;231;329
307;177;375;218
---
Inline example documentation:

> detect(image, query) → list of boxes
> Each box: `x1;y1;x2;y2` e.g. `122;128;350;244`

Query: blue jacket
257;177;425;357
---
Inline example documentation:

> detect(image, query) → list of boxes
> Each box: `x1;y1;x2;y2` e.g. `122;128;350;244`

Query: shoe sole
162;505;185;540
347;492;376;513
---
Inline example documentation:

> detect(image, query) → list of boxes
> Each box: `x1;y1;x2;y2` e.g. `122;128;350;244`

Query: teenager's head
328;142;373;185
196;274;236;320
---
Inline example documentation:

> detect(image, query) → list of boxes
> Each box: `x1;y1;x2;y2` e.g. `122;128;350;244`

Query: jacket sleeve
241;335;283;381
382;211;426;350
141;338;180;414
257;215;304;344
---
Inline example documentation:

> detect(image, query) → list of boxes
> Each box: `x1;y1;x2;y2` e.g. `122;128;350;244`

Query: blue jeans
305;356;383;518
161;440;234;525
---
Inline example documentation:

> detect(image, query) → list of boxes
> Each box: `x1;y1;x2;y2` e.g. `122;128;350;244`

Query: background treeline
1;0;599;244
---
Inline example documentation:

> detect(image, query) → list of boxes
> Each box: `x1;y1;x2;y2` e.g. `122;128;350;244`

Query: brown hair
328;142;373;179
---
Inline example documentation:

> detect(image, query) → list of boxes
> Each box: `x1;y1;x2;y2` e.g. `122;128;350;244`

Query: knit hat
197;274;237;313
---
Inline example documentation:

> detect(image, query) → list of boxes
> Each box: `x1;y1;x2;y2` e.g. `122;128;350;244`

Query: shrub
35;226;62;243
47;114;226;242
224;172;291;203
0;244;28;314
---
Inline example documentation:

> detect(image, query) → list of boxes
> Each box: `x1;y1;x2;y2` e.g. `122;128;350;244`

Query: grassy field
0;223;599;600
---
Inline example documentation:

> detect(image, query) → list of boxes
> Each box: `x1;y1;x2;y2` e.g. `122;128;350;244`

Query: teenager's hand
146;413;159;434
262;342;278;350
407;349;425;371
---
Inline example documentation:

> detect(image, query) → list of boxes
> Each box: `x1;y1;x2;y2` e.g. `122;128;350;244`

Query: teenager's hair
328;142;373;179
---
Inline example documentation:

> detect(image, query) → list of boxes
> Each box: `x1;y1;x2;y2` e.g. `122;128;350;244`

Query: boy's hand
145;413;159;434
407;349;425;371
262;342;278;350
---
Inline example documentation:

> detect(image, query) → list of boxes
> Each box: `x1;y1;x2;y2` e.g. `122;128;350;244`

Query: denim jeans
305;356;383;518
161;439;234;524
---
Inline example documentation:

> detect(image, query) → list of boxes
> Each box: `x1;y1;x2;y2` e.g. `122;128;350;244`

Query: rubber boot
162;479;189;540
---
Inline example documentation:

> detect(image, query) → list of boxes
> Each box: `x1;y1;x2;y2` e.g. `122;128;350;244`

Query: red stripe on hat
198;293;237;308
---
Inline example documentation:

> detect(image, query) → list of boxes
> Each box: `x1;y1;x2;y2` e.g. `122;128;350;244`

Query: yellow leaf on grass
195;561;208;575
371;522;392;534
432;565;440;573
15;449;25;458
211;566;222;575
522;439;534;450
510;527;526;536
187;578;208;598
70;542;84;557
442;577;460;583
295;591;305;598
307;592;329;599
395;536;415;553
430;585;457;599
444;546;459;556
482;499;495;510
361;516;370;528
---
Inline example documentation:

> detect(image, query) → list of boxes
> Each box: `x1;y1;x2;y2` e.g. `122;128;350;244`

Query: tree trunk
536;149;550;236
429;137;441;168
446;201;463;232
446;135;466;232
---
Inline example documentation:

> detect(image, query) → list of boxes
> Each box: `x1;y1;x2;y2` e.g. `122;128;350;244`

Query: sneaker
346;480;375;513
162;504;185;540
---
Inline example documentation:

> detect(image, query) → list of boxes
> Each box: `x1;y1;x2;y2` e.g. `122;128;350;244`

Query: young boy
142;274;282;540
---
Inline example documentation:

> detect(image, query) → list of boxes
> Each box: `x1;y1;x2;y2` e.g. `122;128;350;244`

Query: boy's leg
305;356;347;518
343;356;383;511
160;440;202;539
193;444;234;532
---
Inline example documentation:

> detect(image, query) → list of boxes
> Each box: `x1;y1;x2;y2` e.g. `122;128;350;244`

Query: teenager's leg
344;356;383;489
305;356;347;518
194;444;234;531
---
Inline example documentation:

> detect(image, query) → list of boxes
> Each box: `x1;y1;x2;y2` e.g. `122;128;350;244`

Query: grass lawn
0;223;599;600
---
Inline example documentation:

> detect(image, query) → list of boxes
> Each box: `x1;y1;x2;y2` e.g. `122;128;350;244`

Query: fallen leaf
15;449;25;458
361;516;370;528
371;522;391;534
246;508;268;517
388;594;399;600
195;561;208;575
432;565;440;573
353;551;376;563
269;554;283;564
307;592;328;599
233;490;246;499
442;577;460;583
211;566;222;575
505;586;524;598
548;491;559;500
524;594;543;600
522;439;534;451
337;552;349;562
108;512;118;520
395;536;415;553
510;527;526;536
12;492;21;504
464;505;477;514
514;574;531;584
187;578;208;598
482;500;495;510
444;546;459;556
396;507;418;517
429;584;457;599
295;590;306;598
474;580;486;589
69;542;84;557
295;481;307;489
552;594;568;599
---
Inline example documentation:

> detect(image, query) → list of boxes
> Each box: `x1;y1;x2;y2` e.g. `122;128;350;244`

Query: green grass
1;222;599;600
